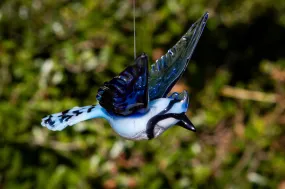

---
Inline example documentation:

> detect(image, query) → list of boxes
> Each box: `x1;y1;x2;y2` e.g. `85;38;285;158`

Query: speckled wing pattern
148;12;208;100
41;105;96;131
96;54;149;116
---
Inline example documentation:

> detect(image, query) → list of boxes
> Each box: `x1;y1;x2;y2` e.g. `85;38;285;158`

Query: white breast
108;98;182;140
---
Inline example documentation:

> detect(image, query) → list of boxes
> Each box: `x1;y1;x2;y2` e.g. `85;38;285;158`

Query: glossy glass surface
96;54;149;116
148;12;208;100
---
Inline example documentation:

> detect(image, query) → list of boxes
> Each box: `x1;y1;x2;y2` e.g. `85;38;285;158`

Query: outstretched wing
96;54;149;116
148;12;208;100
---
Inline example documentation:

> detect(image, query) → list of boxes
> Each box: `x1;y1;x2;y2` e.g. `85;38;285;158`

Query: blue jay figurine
41;12;208;140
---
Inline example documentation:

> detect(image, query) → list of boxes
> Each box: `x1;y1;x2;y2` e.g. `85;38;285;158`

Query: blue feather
148;12;208;100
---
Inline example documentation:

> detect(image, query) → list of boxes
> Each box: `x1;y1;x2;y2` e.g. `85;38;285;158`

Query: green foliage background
1;0;285;188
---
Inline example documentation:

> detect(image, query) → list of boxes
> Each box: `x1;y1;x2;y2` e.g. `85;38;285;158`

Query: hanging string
133;0;136;59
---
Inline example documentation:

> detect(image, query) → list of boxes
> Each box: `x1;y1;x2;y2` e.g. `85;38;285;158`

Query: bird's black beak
176;114;196;132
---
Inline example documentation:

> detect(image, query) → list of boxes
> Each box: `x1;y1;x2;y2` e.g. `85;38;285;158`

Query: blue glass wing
148;12;208;100
96;54;149;116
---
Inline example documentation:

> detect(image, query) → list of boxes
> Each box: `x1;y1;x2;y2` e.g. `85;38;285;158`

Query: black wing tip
201;12;209;26
192;12;209;30
187;12;209;34
139;52;148;58
203;12;209;20
184;11;209;55
134;53;148;62
196;12;208;25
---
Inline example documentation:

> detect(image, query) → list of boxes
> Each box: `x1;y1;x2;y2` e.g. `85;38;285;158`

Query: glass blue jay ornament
41;12;208;140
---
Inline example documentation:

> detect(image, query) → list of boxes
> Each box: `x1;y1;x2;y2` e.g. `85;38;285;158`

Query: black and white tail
41;105;100;131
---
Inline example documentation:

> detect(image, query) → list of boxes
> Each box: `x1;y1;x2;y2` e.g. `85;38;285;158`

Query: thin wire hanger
133;0;136;59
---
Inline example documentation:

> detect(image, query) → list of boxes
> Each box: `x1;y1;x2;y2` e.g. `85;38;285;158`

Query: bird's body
42;91;192;140
41;13;208;140
111;98;186;140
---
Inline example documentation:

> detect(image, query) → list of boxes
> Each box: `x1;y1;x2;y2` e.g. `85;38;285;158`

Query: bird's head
147;90;196;138
167;90;189;113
